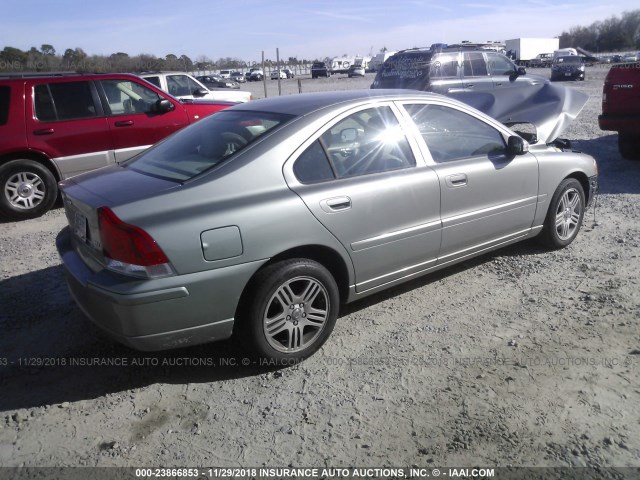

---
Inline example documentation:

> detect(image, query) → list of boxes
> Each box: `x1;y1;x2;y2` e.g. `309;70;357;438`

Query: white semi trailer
505;38;560;67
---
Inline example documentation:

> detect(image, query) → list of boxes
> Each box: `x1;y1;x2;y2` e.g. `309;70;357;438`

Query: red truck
598;62;640;160
0;73;234;220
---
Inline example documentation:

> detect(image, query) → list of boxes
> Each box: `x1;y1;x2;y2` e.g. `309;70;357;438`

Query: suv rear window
372;51;434;89
0;86;9;126
127;110;294;182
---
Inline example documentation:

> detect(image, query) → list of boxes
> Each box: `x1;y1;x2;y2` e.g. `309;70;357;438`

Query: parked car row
140;72;251;103
196;75;241;89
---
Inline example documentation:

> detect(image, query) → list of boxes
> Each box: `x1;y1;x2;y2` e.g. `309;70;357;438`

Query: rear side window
429;53;459;78
34;82;97;121
143;76;161;88
294;140;335;183
295;106;416;181
0;86;9;125
463;52;488;77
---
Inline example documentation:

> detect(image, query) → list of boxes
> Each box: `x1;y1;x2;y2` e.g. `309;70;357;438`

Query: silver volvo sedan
56;90;598;361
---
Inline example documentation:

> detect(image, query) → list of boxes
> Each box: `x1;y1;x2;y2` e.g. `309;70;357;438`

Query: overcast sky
3;0;637;62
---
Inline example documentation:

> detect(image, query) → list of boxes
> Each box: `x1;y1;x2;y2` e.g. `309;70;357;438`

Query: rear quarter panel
110;121;356;283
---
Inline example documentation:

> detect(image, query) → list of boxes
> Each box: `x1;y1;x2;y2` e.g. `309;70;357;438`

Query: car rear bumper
598;114;640;133
56;227;264;351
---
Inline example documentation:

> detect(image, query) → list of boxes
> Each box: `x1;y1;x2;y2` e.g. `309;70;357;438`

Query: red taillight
98;207;168;266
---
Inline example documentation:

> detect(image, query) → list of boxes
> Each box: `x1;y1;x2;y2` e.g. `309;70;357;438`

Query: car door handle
321;196;352;212
33;128;55;135
114;120;134;127
445;173;468;187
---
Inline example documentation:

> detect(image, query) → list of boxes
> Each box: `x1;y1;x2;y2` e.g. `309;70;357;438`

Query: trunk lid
60;165;180;268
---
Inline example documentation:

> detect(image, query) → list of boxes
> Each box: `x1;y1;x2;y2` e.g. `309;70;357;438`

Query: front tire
0;159;58;221
238;259;339;362
538;178;585;249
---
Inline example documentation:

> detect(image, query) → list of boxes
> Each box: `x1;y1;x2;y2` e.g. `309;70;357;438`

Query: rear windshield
126;110;294;182
371;51;434;90
0;86;9;126
555;56;582;64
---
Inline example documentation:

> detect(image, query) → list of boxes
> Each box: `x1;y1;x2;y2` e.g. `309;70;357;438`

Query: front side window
34;82;97;121
487;53;516;76
100;79;162;115
127;110;294;182
405;104;506;163
166;75;201;97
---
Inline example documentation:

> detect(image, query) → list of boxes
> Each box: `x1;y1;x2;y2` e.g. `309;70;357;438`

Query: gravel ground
0;67;639;473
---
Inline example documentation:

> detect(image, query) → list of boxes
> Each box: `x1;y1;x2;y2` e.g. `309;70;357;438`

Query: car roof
230;89;440;116
0;72;147;82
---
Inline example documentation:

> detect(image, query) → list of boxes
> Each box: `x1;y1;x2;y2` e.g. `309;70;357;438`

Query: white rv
330;56;372;73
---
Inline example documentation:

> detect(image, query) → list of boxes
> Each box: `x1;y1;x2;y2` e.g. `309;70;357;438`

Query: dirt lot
0;67;639;474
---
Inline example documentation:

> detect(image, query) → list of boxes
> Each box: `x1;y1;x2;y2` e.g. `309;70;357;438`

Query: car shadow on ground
571;133;640;194
0;204;608;411
0;265;285;412
0;238;554;412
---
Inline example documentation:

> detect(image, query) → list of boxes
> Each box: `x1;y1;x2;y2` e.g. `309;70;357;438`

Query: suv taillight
98;207;173;278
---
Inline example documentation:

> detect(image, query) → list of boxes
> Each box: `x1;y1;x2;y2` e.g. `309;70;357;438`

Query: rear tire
0;159;58;221
618;133;640;160
538;178;585;249
237;259;339;363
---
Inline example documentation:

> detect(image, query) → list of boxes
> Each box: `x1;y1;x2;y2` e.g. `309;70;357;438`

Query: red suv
0;73;234;220
598;62;640;160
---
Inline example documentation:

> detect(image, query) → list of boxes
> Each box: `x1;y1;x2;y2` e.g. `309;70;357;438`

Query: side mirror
507;136;528;156
509;66;526;80
152;99;174;113
340;128;358;142
193;88;209;97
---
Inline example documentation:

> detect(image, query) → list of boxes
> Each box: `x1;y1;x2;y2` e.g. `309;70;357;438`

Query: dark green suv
311;62;331;79
371;45;535;95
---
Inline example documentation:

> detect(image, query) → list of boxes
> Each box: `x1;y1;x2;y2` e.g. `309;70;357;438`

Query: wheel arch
235;244;352;319
565;171;591;204
0;151;61;183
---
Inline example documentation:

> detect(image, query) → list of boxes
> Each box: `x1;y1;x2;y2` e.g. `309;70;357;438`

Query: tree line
2;9;638;73
0;45;318;73
559;9;640;52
